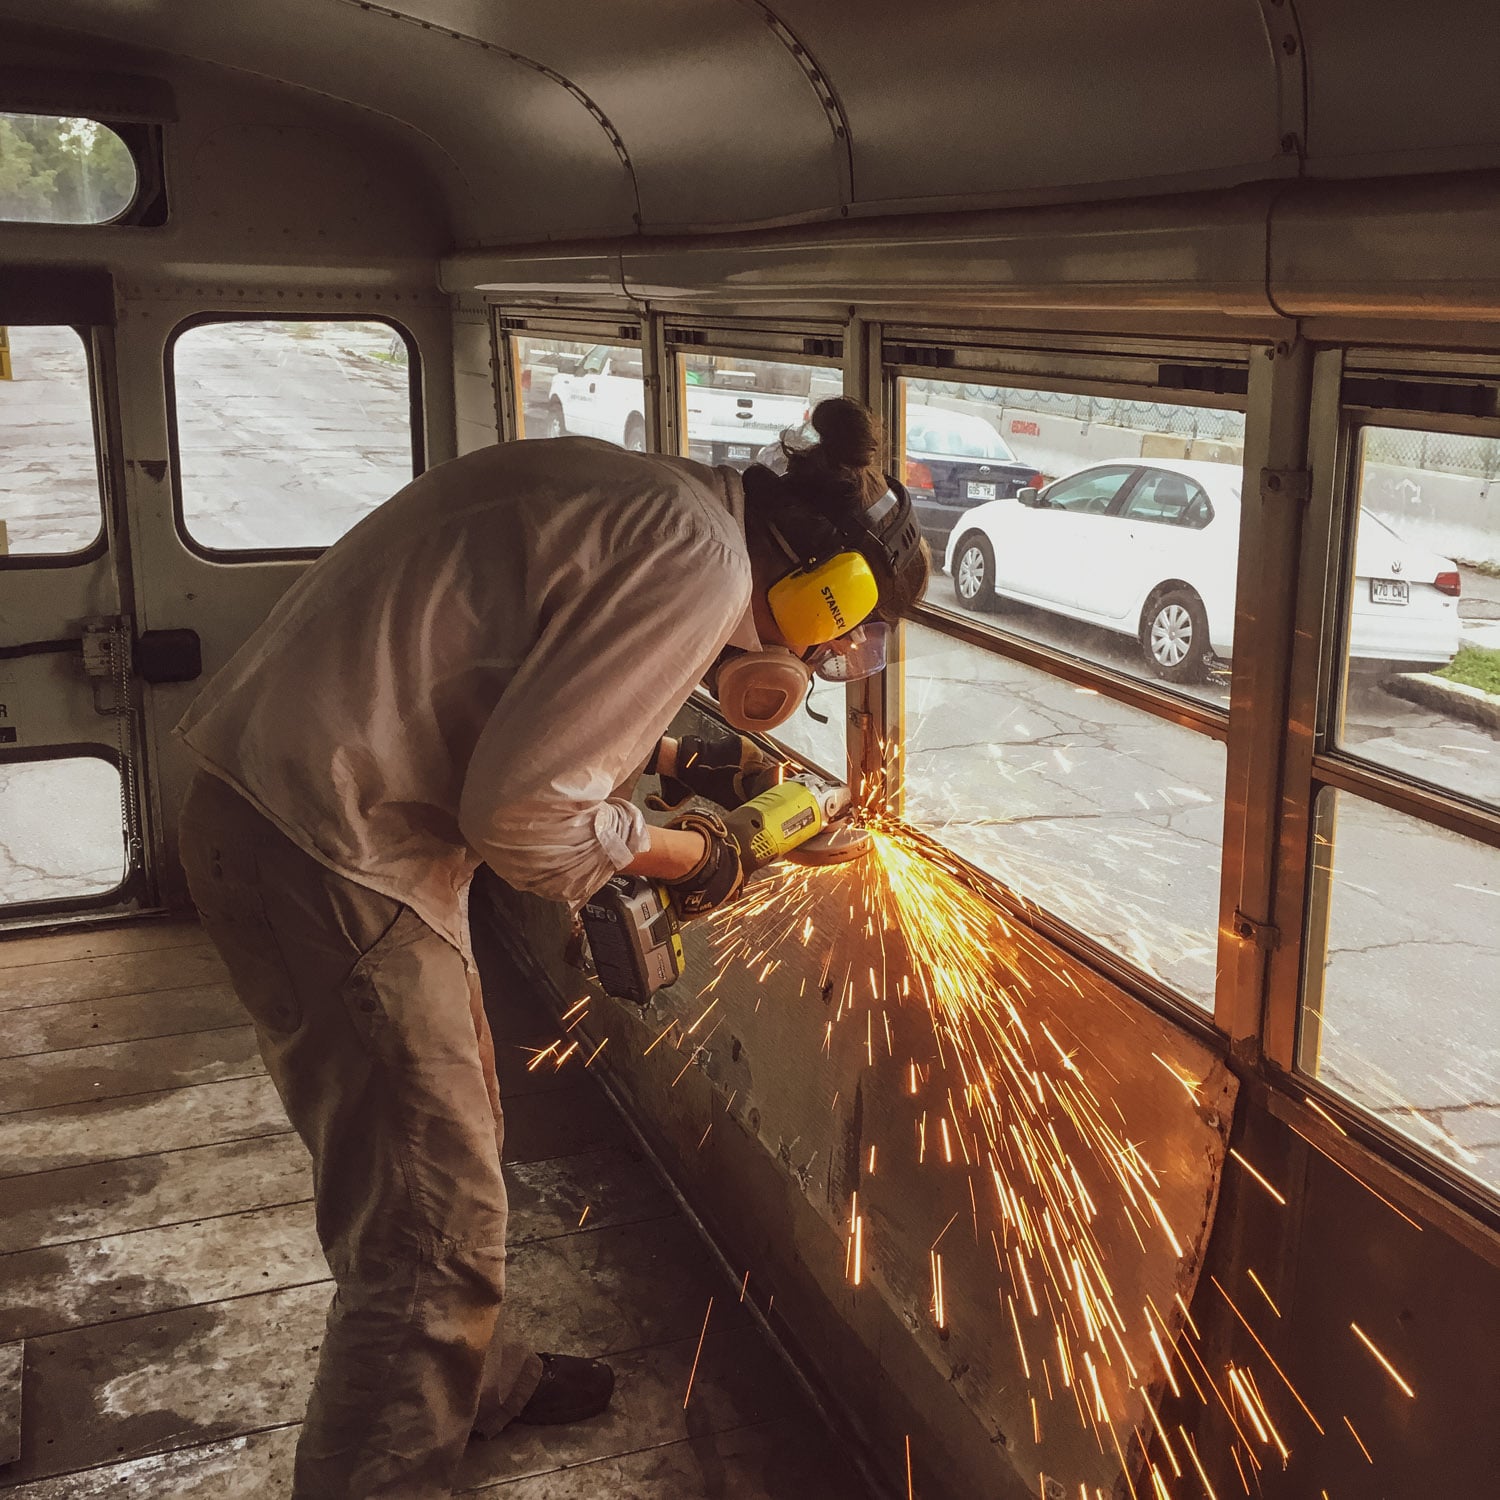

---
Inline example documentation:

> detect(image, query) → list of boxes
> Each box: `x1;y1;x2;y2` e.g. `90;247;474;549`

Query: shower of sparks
683;1296;713;1409
1350;1323;1416;1398
1228;1150;1287;1206
1342;1414;1374;1464
566;771;1426;1497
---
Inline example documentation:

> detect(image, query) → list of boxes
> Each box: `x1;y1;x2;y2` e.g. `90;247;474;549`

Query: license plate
966;481;997;500
728;445;752;461
1370;578;1408;605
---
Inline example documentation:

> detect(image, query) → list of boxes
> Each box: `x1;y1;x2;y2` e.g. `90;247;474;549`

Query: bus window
1304;790;1500;1194
0;325;101;557
677;354;840;473
513;336;646;451
905;378;1245;707
900;620;1226;1008
0;113;137;225
171;319;417;553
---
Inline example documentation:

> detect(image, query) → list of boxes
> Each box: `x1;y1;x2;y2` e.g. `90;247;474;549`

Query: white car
545;345;648;450
943;459;1462;683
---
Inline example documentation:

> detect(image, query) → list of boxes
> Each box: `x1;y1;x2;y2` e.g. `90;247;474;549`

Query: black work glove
650;734;781;812
664;809;745;919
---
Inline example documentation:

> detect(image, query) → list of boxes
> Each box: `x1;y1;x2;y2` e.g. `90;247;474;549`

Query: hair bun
809;397;880;470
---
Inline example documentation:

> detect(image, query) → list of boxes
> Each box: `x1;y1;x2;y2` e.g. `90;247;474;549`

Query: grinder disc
789;823;874;866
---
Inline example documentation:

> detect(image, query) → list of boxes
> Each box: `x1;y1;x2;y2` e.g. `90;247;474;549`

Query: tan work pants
179;770;542;1499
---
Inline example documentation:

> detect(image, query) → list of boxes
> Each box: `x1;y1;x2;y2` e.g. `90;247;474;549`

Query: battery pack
581;874;686;1006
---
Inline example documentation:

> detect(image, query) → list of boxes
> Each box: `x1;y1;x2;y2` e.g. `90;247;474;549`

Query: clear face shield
804;621;890;682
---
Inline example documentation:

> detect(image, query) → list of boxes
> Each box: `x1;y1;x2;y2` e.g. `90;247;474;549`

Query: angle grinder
581;772;871;1006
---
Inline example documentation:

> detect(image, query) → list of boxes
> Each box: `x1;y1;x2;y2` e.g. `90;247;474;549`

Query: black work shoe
514;1352;616;1425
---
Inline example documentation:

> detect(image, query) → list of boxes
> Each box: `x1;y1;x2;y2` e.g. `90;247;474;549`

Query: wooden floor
0;915;871;1498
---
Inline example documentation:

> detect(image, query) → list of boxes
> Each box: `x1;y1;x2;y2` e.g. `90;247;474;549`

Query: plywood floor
0;916;871;1498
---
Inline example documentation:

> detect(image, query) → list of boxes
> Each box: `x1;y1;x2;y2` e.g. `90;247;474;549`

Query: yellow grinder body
580;773;869;1006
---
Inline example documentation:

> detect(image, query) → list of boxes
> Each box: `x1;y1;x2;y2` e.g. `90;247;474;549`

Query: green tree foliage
0;114;136;223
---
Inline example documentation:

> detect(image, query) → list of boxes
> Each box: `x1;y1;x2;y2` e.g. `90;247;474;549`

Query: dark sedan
903;407;1048;555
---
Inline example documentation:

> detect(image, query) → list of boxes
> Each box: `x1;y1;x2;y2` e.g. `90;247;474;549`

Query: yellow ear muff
766;550;880;652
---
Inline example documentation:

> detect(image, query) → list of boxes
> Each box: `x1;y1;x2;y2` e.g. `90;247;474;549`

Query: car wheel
545;402;567;439
624;415;646;452
952;533;999;613
1141;587;1210;683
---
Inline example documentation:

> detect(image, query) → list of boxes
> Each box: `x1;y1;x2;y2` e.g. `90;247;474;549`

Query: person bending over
174;397;928;1500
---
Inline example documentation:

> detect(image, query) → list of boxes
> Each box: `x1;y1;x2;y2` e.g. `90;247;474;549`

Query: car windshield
907;414;1016;461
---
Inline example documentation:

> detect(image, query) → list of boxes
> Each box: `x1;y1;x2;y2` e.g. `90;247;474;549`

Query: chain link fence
907;379;1247;443
1364;426;1500;482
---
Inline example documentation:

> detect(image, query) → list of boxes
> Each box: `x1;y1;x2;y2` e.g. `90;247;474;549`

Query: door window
170;319;418;554
1041;465;1136;514
1121;469;1214;527
0;325;102;557
0;757;127;906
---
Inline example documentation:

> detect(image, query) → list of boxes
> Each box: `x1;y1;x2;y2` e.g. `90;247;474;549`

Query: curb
1385;672;1500;733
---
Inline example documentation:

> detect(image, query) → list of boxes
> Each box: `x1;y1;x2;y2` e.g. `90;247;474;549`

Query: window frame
0;321;110;568
164;312;424;563
1258;347;1500;1227
878;344;1250;1033
494;313;644;445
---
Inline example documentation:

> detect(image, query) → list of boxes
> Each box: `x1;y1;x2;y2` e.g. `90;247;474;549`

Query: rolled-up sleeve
457;521;751;907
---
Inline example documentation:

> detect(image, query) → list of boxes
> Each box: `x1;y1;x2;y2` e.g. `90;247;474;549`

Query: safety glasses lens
811;621;890;681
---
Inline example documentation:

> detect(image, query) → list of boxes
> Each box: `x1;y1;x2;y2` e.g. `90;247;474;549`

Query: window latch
1260;467;1311;503
1232;909;1280;951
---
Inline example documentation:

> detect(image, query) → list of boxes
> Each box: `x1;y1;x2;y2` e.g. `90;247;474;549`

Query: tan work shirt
176;438;755;955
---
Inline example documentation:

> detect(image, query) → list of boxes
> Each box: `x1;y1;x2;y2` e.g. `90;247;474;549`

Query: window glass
513;336;647;450
678;354;841;472
1334;424;1499;809
0;325;101;556
1303;788;1500;1193
770;681;847;775
173;321;415;551
905;379;1245;704
0;113;137;224
1038;464;1136;514
1122;470;1213;528
0;758;126;904
901;620;1225;1006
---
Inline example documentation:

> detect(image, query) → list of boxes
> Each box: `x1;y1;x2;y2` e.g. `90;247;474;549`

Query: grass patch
1436;644;1500;695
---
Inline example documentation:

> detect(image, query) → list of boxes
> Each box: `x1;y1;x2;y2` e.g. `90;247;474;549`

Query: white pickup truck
544;345;825;468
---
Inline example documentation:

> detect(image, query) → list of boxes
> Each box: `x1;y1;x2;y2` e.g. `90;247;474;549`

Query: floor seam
0;974;229;1015
0;1066;267;1121
0;1020;255;1064
459;1419;780;1493
0;1125;300;1186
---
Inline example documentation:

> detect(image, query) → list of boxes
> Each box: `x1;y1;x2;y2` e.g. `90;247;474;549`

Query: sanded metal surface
0;916;870;1497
